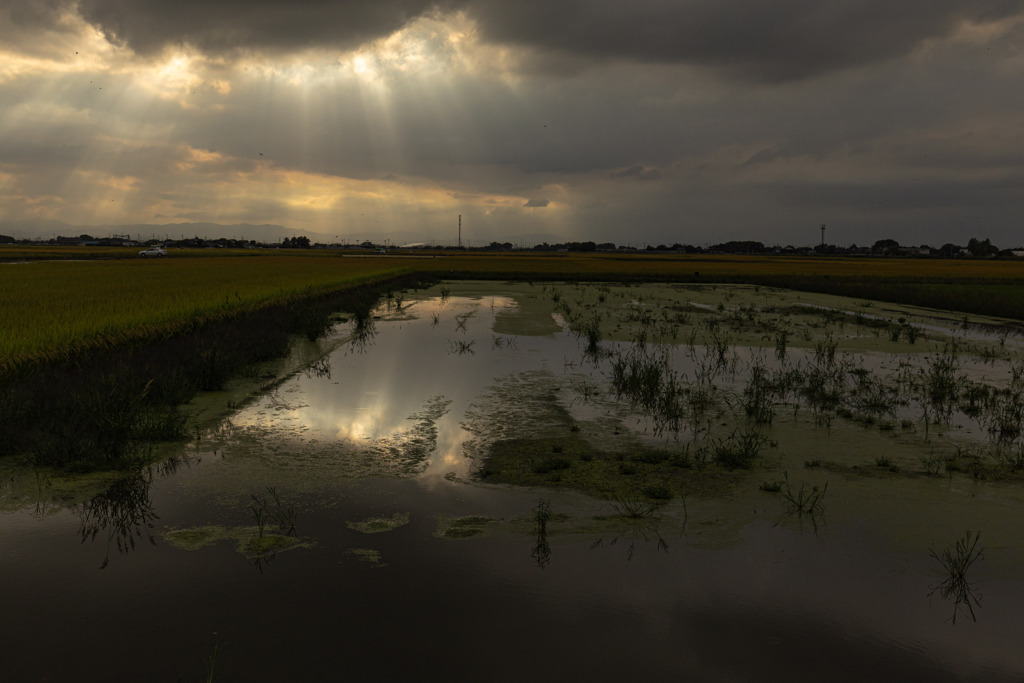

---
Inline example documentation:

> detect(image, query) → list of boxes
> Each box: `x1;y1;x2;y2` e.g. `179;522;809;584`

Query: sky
1;1;1022;248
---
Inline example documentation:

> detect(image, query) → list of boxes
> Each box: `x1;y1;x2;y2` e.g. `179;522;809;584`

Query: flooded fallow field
5;281;1024;680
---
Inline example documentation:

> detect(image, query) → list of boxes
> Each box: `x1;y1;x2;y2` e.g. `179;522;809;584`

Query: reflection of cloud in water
215;292;560;482
214;396;451;479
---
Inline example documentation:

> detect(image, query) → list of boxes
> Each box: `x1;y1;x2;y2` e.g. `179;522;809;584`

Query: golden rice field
3;248;1024;377
0;256;411;374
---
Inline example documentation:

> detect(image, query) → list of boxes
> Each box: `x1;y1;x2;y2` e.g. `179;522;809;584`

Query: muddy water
3;282;1024;681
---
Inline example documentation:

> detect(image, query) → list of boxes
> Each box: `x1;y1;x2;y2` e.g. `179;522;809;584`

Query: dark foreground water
3;283;1024;681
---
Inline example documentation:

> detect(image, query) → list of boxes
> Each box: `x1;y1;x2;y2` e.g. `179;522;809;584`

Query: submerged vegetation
463;276;1024;514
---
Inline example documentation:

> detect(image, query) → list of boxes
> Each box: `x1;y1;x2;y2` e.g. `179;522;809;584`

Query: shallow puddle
3;281;1024;680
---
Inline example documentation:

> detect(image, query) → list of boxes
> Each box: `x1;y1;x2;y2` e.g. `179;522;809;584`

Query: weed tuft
929;531;984;624
610;496;662;519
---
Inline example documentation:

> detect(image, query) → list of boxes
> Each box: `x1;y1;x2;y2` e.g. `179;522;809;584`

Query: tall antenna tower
820;223;826;247
458;214;462;248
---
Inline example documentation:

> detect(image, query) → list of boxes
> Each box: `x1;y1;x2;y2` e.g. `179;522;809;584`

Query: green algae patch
164;525;233;550
476;436;750;501
492;291;565;337
0;463;132;514
241;531;306;558
347;548;385;566
435;515;498;539
163;524;309;558
347;512;410;534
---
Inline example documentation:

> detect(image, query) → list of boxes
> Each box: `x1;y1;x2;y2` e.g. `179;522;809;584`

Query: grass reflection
591;499;670;561
929;530;985;624
532;499;552;569
77;469;158;569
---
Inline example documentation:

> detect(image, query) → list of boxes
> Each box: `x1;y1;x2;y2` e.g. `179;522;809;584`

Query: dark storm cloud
25;0;1021;82
0;0;79;54
3;0;1023;248
612;165;662;181
3;0;66;27
781;176;1024;214
467;0;1023;81
73;0;447;55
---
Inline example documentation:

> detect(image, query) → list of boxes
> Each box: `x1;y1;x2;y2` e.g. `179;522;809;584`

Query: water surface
3;282;1024;681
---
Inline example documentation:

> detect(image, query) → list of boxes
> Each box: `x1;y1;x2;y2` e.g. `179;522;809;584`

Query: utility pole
458;214;462;248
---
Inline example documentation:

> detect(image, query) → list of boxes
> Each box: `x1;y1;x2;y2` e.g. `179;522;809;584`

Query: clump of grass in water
608;345;686;437
570;310;603;358
814;332;838;366
918;347;966;426
610;495;662;519
249;486;297;539
774;327;789;362
711;428;771;469
929;531;984;624
985;389;1024;444
742;360;776;425
780;471;827;516
204;641;225;683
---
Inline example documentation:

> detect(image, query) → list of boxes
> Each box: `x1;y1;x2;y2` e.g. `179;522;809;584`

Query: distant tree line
8;233;1021;259
281;235;311;248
